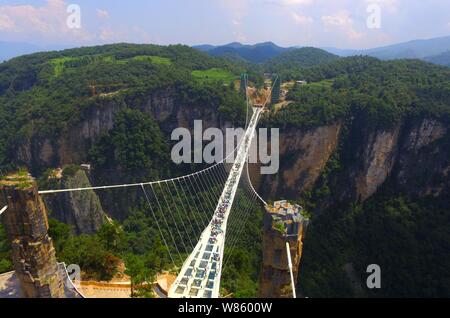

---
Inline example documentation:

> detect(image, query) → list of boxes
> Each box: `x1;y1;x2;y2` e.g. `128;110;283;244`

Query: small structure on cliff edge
259;200;309;298
0;171;80;298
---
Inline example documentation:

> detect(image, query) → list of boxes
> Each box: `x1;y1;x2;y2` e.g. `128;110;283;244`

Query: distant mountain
265;47;338;70
195;36;450;66
324;36;450;61
424;51;450;67
193;42;291;63
0;41;69;62
193;44;216;52
0;42;43;62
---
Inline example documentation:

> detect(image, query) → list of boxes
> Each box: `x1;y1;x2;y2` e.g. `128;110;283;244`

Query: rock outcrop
354;127;401;202
44;169;107;235
260;124;341;198
259;201;308;298
261;117;449;205
12;85;450;210
16;88;231;174
394;118;450;197
0;173;65;298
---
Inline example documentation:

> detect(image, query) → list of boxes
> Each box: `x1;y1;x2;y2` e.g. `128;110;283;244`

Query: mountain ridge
193;36;450;66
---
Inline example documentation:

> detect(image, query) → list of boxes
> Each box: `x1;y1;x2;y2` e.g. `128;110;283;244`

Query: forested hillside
0;44;245;174
264;47;338;76
0;44;263;297
261;56;450;297
1;44;449;298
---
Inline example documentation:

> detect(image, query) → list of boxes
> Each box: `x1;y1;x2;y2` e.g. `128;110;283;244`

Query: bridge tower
0;172;65;298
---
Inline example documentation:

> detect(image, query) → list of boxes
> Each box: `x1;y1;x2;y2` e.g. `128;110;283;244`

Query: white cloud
232;19;241;26
292;13;313;25
0;0;93;42
322;11;364;40
267;0;313;6
218;0;250;43
0;13;15;31
99;28;114;41
96;9;109;19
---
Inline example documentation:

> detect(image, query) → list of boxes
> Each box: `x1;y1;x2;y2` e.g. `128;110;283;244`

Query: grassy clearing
50;55;172;77
50;57;79;77
304;79;334;89
192;68;236;83
129;55;172;65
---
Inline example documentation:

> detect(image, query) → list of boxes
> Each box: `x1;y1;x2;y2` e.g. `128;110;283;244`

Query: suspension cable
148;183;183;263
140;184;176;267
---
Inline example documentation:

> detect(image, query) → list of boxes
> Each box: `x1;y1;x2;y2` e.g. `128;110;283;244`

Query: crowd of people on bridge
208;162;242;245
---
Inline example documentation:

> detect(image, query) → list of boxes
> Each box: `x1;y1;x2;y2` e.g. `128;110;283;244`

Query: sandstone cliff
13;87;450;210
44;169;107;235
260;124;341;198
16;88;232;175
0;174;65;298
259;116;448;206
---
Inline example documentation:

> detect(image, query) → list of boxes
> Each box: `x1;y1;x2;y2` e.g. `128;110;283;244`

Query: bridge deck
168;107;262;298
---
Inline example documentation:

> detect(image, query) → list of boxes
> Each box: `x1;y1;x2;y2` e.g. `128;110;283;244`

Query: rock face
15;88;231;174
260;124;341;198
259;201;308;298
339;118;449;203
354;127;401;202
14;88;232;221
394;119;450;197
260;117;449;205
44;169;107;235
0;174;65;298
11;85;450;209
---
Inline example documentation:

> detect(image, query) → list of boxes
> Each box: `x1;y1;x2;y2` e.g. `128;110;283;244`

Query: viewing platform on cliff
265;200;309;238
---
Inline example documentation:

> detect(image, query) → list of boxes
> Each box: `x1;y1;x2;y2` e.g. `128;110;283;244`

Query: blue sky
1;0;449;49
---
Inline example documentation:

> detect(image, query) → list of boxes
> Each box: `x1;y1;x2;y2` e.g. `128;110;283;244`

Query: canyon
12;88;450;230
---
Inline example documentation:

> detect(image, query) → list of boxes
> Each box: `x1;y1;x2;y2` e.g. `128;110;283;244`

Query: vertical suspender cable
286;242;297;299
171;180;200;245
162;182;195;250
149;183;183;263
140;184;176;267
157;182;189;253
176;178;205;235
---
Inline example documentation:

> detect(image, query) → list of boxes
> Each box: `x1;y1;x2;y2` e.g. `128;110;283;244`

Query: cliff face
340;117;449;203
16;99;122;171
44;170;107;235
260;117;449;206
15;88;230;174
394;119;449;197
353;127;401;202
260;124;342;198
13;87;450;211
259;202;307;298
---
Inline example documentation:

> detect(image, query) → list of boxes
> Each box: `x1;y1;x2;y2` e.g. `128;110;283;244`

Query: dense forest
264;47;338;77
0;43;263;297
264;55;450;297
1;43;450;298
265;56;450;130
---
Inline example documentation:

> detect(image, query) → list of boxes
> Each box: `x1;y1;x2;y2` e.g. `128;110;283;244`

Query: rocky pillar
259;202;307;298
0;172;65;298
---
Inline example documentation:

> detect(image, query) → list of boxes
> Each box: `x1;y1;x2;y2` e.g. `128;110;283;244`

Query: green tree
97;221;127;254
124;254;155;298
